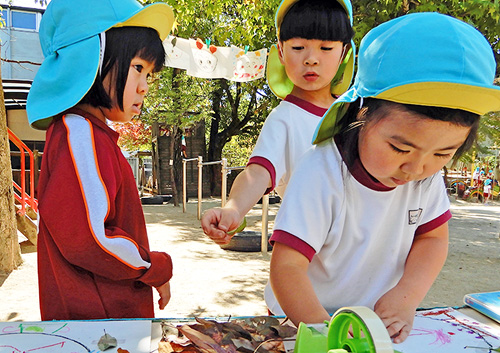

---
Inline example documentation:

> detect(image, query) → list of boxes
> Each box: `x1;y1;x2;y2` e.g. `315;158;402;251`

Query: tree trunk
207;84;223;195
169;68;184;206
0;73;22;273
169;125;183;206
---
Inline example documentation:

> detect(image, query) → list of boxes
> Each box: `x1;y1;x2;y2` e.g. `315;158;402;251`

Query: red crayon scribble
409;328;452;346
28;341;65;351
0;341;66;352
418;309;498;339
1;325;19;334
0;345;21;352
421;309;452;317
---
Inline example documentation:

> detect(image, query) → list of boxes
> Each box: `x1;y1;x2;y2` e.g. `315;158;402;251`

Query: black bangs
106;27;165;110
134;29;167;73
279;0;354;43
78;26;165;111
336;98;481;167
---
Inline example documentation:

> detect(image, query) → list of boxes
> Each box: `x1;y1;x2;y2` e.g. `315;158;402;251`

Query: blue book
464;291;500;323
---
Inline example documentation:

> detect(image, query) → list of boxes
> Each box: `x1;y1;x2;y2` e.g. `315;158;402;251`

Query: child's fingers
155;282;171;310
158;296;169;310
207;227;233;245
384;319;411;344
392;324;412;344
200;209;222;234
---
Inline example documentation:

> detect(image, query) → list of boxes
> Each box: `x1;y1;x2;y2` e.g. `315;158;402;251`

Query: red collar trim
335;136;395;192
284;95;328;117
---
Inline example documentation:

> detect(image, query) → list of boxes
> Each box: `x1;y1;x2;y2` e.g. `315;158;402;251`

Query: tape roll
328;306;394;353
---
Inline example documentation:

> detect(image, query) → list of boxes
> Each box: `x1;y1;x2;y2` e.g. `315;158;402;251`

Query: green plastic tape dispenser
293;306;402;353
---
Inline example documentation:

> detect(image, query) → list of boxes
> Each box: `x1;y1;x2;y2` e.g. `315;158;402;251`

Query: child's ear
277;42;285;65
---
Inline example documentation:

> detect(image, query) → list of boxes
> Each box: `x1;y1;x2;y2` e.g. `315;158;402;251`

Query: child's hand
201;207;241;245
374;286;418;344
155;281;171;310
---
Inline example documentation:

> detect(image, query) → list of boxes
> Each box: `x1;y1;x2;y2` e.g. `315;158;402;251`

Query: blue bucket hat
313;12;500;144
266;0;356;100
26;0;175;130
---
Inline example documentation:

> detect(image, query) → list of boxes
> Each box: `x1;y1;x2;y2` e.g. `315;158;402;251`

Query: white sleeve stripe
64;115;151;269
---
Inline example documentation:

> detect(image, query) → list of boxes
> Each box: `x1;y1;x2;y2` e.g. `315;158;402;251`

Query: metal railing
8;127;38;216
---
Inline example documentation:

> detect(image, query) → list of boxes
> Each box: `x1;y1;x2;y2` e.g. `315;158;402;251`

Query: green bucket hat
313;12;500;145
267;0;355;100
26;0;175;130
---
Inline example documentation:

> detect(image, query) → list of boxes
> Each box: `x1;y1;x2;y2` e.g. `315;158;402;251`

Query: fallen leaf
179;325;225;353
97;332;117;351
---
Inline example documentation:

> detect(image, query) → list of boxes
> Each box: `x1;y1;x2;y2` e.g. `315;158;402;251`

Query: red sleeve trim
247;156;276;195
415;210;452;236
270;230;316;262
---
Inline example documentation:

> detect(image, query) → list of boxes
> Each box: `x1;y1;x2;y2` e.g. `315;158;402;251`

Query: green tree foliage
134;0;499;198
139;0;281;197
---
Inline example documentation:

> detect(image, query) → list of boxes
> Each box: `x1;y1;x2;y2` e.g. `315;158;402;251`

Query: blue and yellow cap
313;12;500;144
27;0;175;130
267;0;356;100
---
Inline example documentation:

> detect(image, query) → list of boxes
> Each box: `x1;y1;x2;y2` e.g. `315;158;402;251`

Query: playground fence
182;156;270;253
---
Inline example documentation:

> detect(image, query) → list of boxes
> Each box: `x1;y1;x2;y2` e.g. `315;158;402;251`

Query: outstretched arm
375;222;449;343
201;163;271;244
270;242;330;326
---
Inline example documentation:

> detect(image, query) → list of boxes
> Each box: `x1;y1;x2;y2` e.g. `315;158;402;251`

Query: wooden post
182;159;187;213
197;155;203;220
221;158;227;207
261;194;269;254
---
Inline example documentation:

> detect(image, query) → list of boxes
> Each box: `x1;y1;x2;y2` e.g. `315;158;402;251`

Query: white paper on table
0;320;152;352
394;308;500;352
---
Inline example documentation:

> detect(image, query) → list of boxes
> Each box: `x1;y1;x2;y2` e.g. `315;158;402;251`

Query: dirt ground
1;197;499;322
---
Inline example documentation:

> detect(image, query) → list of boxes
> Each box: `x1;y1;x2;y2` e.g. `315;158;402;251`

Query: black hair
337;98;480;168
279;0;354;44
78;26;165;110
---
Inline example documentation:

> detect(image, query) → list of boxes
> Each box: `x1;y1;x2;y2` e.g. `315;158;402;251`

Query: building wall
7;109;45;141
0;5;44;80
1;3;46;140
0;28;43;80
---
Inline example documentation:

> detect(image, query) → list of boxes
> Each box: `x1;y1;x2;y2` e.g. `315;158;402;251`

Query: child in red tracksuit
26;0;175;320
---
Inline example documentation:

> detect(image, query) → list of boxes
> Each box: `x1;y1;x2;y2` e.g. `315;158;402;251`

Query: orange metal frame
8;128;38;216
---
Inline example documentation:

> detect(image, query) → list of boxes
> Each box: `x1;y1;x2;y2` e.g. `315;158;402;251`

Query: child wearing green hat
26;0;175;320
267;12;500;343
201;0;355;243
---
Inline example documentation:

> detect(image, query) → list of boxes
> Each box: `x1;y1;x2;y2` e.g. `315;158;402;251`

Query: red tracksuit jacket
37;108;172;320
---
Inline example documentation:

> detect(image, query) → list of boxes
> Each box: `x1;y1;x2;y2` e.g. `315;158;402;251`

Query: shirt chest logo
408;208;423;225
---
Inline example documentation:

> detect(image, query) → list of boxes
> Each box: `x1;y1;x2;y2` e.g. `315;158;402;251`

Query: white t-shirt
248;95;327;197
265;137;451;316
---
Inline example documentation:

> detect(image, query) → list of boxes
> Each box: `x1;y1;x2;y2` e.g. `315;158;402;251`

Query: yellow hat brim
377;82;500;116
115;3;174;41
